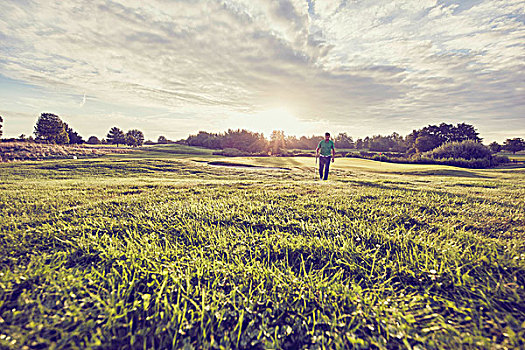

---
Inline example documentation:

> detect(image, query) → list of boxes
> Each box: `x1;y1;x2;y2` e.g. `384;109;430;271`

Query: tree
283;136;297;149
187;131;217;148
0;115;3;138
335;133;354;149
87;136;101;145
369;136;390;152
106;127;126;146
291;135;322;150
222;129;264;152
415;135;441;153
186;129;268;153
34;113;69;144
363;136;370;149
407;122;481;153
248;138;269;154
64;123;84;144
270;130;285;155
488;142;502;153
158;135;168;144
390;132;407;152
503;138;525;154
126;129;144;147
454;123;481;142
366;133;407;152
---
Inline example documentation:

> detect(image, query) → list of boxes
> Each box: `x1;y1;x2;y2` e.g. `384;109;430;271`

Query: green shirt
318;140;335;156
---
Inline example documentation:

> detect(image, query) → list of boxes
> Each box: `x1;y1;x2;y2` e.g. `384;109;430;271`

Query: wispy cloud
0;0;523;140
79;93;86;107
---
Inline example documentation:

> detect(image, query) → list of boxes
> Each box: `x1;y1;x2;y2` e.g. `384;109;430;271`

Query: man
316;132;335;180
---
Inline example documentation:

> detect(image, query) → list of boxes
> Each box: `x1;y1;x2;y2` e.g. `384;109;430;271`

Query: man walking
316;132;335;180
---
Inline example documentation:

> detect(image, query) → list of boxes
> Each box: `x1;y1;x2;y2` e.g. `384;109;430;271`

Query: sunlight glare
227;107;323;137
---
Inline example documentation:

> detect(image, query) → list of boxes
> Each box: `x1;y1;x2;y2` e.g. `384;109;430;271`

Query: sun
250;107;307;136
224;107;324;137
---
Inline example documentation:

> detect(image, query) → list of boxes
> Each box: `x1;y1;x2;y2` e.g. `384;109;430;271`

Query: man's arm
331;143;335;162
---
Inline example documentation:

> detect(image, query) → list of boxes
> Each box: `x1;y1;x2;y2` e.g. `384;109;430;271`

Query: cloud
0;0;523;141
80;93;86;107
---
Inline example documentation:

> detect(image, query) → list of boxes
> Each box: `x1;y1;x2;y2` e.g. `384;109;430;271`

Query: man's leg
319;157;324;179
323;156;331;180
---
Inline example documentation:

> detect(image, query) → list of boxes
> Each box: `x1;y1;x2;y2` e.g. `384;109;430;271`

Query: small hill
0;142;131;162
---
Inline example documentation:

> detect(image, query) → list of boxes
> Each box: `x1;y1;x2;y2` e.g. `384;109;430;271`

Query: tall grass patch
0;158;524;349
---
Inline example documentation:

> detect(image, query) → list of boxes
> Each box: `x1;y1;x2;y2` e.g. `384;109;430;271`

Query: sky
0;0;524;143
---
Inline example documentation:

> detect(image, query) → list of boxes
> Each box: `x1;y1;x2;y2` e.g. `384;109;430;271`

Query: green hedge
345;144;510;169
424;140;491;160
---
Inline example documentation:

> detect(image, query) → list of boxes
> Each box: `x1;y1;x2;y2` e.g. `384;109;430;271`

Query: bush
424;140;491;160
438;157;491;168
345;152;362;158
492;155;510;165
359;151;374;157
213;148;248;157
410;154;509;169
416;140;512;168
342;143;509;169
87;136;101;145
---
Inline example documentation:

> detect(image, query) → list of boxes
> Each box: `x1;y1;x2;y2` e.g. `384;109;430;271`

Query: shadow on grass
392;169;492;178
207;161;291;171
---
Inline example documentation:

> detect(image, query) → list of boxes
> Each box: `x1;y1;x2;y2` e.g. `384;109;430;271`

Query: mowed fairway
1;149;524;349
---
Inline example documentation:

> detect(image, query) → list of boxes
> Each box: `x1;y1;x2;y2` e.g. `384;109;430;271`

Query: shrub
424;140;491;160
345;152;359;158
344;141;509;169
492;155;510;166
213;148;248;157
87;136;101;145
359;151;374;157
414;155;509;169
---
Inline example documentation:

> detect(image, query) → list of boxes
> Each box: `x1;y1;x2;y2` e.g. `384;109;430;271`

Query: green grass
500;152;525;162
123;144;217;159
0;151;524;349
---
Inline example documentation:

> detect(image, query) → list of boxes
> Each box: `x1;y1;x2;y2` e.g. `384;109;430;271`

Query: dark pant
319;156;331;180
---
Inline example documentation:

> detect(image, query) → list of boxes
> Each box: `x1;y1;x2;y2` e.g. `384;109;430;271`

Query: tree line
182;123;525;155
0;113;145;147
0;113;523;154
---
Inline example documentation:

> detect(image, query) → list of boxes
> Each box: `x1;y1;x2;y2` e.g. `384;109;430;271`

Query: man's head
325;132;330;141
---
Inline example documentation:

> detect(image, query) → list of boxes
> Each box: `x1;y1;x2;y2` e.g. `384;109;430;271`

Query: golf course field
0;148;524;349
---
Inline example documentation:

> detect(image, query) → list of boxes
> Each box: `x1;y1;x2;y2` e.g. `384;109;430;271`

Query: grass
0;142;131;162
0;148;524;349
130;144;217;158
500;152;525;162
